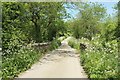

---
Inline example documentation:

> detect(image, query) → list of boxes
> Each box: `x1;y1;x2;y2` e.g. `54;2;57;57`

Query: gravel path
18;37;88;78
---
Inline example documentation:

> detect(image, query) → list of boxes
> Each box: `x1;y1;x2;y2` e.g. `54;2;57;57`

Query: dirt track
18;37;88;78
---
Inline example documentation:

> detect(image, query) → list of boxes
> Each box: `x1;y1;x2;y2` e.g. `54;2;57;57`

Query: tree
114;1;120;40
2;2;68;55
27;2;67;42
67;2;106;40
2;2;29;56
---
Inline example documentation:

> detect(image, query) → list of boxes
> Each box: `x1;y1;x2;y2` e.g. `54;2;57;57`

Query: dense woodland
1;1;120;79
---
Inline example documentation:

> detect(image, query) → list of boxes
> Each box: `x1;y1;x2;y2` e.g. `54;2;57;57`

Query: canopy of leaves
66;2;107;40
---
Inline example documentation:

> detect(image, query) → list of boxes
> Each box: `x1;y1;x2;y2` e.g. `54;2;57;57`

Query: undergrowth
2;38;61;79
68;36;119;79
2;46;42;79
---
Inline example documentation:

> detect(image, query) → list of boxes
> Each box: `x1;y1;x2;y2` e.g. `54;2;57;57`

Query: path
18;37;88;78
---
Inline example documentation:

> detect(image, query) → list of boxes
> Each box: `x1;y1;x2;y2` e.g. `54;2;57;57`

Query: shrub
57;36;66;42
49;38;61;50
68;37;79;50
2;46;42;79
68;36;119;79
80;37;119;79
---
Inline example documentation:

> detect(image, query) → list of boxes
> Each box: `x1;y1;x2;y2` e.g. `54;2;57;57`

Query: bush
0;59;1;78
57;36;66;42
49;38;61;50
80;37;119;79
68;36;119;79
68;37;80;50
2;46;42;79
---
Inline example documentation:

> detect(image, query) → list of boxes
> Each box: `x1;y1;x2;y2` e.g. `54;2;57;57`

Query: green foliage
67;2;106;40
2;47;41;78
57;36;66;42
2;2;67;78
27;2;68;42
2;2;29;56
68;36;119;79
100;15;117;42
0;28;1;48
68;37;79;50
2;1;119;79
80;38;118;79
114;1;120;40
49;38;61;50
67;2;118;79
0;55;1;78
